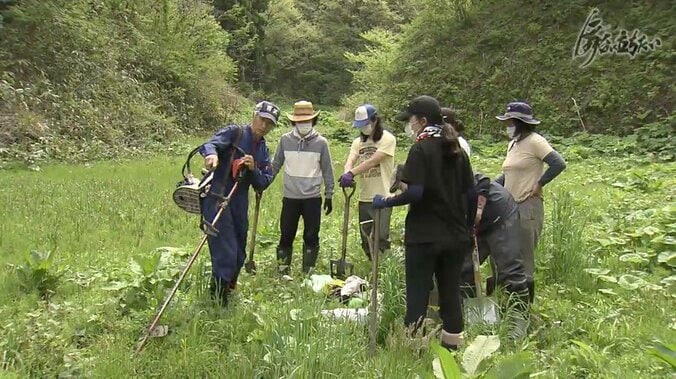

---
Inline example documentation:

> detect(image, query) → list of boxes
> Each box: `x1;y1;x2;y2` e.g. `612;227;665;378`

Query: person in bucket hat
199;100;279;306
493;100;567;304
339;103;397;260
271;100;334;275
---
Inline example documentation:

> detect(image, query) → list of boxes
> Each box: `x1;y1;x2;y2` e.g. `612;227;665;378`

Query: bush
0;0;240;163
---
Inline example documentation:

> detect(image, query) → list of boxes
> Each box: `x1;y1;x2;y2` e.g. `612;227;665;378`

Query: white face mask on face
295;122;313;136
405;119;418;140
506;125;517;139
361;124;373;135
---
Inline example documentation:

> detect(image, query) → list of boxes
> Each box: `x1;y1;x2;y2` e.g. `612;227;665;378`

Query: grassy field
0;122;674;378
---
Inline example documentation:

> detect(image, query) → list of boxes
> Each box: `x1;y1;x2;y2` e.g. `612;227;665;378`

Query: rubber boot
527;279;535;304
209;277;229;307
276;246;292;275
506;286;531;341
302;245;319;274
440;330;464;352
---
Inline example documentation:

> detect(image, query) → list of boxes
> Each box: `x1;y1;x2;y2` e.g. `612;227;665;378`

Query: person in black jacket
463;173;530;336
374;95;473;352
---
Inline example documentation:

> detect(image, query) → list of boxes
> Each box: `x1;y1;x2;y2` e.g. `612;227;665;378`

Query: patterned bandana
416;125;443;142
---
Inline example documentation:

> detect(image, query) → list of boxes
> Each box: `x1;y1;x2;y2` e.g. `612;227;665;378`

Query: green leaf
483;352;533;379
462;335;500;376
101;281;129;291
430;340;462;379
647;341;676;369
598;288;618;296
618;274;646;290
619;253;648;264
657;251;676;268
598;275;617;283
584;268;610;276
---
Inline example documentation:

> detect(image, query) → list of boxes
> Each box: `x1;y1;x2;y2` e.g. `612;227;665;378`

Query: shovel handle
367;209;381;358
247;191;263;262
340;186;356;259
471;234;483;298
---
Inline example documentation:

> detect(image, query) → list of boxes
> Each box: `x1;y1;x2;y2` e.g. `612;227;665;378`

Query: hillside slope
344;0;674;138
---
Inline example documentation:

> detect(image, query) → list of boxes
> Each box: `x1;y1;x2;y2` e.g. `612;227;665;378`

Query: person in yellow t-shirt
494;101;567;303
338;104;396;260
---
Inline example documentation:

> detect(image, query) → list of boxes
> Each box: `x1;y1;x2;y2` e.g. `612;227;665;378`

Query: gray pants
358;201;392;260
517;196;544;279
460;211;528;295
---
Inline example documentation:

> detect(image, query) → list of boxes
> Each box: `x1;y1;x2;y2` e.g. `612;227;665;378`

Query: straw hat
286;100;320;122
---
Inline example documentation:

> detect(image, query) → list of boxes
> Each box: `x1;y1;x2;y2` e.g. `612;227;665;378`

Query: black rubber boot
527;279;535;304
209;277;229;307
302;245;319;274
276;246;292;275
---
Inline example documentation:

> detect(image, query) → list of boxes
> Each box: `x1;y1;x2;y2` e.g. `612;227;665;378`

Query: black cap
396;95;443;124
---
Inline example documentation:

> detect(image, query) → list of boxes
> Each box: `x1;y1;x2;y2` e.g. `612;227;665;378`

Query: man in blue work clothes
199;101;280;306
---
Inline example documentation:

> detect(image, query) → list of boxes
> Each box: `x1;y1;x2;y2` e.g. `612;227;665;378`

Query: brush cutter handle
134;181;241;355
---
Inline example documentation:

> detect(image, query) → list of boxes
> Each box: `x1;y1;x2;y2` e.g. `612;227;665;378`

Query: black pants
405;240;470;334
279;197;322;249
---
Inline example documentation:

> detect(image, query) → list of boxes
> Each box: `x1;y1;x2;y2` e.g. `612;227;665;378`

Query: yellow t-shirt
501;133;554;203
350;130;396;202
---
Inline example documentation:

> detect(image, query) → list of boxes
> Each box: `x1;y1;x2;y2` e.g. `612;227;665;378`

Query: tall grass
541;190;595;291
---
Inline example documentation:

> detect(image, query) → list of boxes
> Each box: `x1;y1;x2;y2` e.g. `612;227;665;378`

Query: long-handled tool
133;181;241;355
464;232;499;325
330;186;356;279
367;209;381;358
244;191;263;274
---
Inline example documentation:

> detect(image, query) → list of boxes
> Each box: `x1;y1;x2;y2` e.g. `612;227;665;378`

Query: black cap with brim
396;110;412;121
396;95;443;124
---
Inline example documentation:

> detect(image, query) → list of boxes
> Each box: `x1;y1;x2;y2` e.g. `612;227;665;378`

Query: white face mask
361;124;373;135
506;126;517;139
405;121;416;140
295;122;313;136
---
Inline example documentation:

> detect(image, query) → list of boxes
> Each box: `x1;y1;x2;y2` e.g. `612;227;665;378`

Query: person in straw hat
271;100;335;275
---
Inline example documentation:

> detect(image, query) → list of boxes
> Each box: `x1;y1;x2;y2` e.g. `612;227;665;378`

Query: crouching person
199;101;279;306
463;172;531;337
271;101;334;275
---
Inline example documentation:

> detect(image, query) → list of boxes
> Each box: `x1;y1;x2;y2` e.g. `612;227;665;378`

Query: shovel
244;191;263;275
330;186;356;279
367;209;381;358
464;233;500;325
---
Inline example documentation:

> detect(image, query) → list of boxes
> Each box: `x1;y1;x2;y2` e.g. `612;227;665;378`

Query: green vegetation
0;0;674;377
0;120;674;377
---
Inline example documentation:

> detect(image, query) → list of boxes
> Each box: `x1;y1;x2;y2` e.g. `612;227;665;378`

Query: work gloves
338;171;355;187
372;194;389;209
323;198;333;215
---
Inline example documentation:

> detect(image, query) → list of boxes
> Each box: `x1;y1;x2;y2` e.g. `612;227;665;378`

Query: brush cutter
330;186;356;279
367;209;381;358
244;191;263;274
464;232;500;325
134;180;241;355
